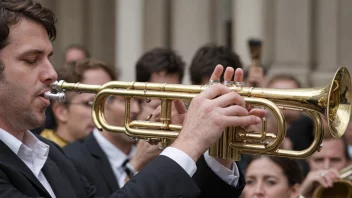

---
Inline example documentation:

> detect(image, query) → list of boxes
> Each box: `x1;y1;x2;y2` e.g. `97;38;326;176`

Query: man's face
0;18;57;133
63;68;112;140
308;139;348;171
65;48;86;63
137;71;180;120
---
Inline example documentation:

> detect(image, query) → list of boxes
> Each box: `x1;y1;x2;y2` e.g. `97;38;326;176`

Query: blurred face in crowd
308;138;348;171
267;79;301;126
104;95;140;144
243;157;300;198
0;18;57;134
54;68;111;141
137;71;180;121
65;48;87;63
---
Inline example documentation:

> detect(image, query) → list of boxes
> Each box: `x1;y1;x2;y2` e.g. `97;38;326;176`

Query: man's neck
55;125;74;143
101;130;132;155
0;121;25;142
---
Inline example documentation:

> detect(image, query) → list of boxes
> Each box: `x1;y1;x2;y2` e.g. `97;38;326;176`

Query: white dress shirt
0;128;56;198
93;129;136;188
161;147;239;186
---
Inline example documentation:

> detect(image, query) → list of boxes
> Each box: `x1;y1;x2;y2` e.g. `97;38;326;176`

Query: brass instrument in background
248;38;262;68
248;38;263;87
313;164;352;198
45;67;351;161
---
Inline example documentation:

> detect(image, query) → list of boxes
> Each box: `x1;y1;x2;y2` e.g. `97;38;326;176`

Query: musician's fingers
223;67;234;82
221;105;248;117
209;64;224;82
200;83;231;100
234;68;244;82
214;91;246;108
174;100;187;114
249;109;266;118
222;115;262;127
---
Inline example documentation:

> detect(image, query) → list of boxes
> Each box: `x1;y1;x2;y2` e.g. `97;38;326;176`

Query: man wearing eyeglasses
40;59;114;147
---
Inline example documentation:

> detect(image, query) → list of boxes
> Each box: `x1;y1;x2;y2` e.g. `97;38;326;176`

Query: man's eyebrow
19;49;53;57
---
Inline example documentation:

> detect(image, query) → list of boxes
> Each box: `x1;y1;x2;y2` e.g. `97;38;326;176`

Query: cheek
266;184;291;197
242;186;255;198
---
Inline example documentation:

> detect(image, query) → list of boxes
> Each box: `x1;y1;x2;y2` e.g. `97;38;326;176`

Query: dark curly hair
0;0;56;79
135;48;185;82
189;44;243;85
246;155;303;186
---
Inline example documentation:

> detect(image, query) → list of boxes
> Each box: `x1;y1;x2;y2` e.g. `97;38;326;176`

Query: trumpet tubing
46;67;351;161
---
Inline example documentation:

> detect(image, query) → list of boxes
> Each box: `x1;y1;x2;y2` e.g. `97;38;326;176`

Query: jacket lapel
85;133;119;191
42;157;77;198
0;140;51;197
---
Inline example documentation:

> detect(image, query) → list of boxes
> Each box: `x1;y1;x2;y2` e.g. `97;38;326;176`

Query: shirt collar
0;128;22;154
93;128;135;167
0;128;49;157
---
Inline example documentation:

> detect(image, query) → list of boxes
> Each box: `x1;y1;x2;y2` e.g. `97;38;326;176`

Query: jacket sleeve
107;155;200;198
192;155;245;198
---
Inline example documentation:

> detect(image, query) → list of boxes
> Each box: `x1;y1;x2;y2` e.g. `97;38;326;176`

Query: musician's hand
129;140;162;172
215;65;265;169
245;66;266;87
171;65;263;162
299;169;340;198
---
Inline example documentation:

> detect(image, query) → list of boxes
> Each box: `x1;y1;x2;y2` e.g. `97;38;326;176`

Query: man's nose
40;61;58;84
324;159;331;169
253;181;265;195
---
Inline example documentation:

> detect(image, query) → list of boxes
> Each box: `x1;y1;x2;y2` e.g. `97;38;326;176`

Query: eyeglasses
65;101;93;108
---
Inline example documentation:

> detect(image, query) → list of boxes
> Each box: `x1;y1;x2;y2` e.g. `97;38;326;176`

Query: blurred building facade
37;0;352;87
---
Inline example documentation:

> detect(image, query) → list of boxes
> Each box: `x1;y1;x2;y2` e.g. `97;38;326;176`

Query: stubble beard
0;80;45;132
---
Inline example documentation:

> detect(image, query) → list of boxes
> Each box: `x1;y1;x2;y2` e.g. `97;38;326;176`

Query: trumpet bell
313;180;352;198
327;67;351;138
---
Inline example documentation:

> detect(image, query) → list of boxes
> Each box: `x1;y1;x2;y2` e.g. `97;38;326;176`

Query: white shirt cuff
160;147;197;177
204;150;240;186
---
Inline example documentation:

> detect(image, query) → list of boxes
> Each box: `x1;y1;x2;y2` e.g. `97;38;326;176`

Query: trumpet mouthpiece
44;91;66;103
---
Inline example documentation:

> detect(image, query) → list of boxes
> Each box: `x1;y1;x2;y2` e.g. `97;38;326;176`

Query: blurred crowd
35;43;352;198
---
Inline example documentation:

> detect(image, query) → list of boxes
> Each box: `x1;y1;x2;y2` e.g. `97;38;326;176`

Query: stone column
268;0;313;87
233;0;274;69
337;0;352;82
143;0;169;51
170;0;213;84
310;0;341;87
86;0;116;67
115;0;144;81
55;0;86;66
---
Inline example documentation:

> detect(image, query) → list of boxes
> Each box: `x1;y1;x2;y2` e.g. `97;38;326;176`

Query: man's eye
24;59;37;65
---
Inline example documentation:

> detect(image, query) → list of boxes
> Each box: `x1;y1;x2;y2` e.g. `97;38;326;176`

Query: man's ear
51;101;68;123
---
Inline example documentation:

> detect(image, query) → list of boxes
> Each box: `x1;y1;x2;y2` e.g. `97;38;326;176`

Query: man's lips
38;95;50;107
37;90;51;107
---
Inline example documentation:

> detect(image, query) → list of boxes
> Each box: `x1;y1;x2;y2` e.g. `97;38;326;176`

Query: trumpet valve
160;138;170;149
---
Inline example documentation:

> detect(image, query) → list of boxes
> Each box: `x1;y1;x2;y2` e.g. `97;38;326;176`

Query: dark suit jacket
64;133;245;198
0;134;201;198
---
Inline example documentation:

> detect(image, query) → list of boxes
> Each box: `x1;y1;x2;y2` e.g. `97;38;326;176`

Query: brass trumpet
45;67;351;161
313;164;352;198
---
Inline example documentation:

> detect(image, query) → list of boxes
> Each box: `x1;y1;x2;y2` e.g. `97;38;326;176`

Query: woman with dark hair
242;156;303;198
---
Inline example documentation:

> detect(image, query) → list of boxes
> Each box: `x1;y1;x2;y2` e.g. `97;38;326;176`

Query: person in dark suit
0;1;263;197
